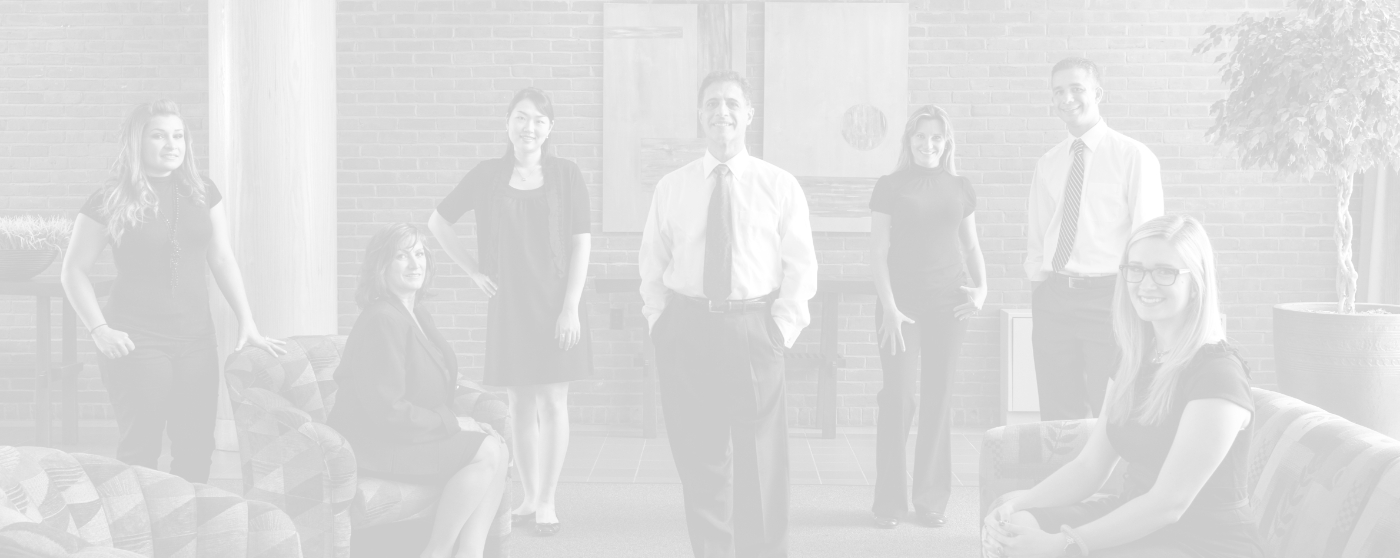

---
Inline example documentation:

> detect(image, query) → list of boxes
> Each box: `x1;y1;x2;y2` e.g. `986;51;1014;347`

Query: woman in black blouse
329;224;508;558
984;215;1263;557
61;99;285;483
868;105;988;529
426;87;591;536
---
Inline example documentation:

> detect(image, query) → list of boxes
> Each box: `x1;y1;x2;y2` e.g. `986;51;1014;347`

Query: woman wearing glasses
868;105;987;529
984;215;1263;557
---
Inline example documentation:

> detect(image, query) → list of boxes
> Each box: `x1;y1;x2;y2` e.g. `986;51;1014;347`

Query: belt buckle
1066;275;1084;289
706;299;727;313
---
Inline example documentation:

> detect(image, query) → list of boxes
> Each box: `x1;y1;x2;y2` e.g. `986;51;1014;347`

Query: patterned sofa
980;388;1400;557
218;336;510;558
0;445;300;557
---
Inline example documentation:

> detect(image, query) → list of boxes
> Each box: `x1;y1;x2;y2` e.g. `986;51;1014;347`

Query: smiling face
908;117;948;169
1051;67;1103;134
507;98;552;154
141;114;186;177
384;238;427;299
1125;237;1195;326
699;80;753;153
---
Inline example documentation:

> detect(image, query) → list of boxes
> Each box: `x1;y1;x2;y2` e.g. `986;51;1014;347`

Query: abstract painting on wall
602;3;746;232
763;3;908;232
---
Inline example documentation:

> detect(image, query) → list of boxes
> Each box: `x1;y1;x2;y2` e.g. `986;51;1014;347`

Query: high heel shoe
534;521;560;536
510;512;535;525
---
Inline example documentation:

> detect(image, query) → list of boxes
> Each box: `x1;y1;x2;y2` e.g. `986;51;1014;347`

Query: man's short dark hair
1051;57;1104;91
698;70;753;106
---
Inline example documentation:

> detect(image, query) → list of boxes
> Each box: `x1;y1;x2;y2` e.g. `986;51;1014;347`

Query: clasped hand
982;501;1070;558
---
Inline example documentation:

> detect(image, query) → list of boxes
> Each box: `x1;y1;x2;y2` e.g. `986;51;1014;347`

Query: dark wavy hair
100;99;209;246
355;223;435;308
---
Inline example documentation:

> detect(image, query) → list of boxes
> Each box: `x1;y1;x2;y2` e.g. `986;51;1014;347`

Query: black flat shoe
535;522;560;536
873;515;900;529
511;512;535;525
915;511;946;527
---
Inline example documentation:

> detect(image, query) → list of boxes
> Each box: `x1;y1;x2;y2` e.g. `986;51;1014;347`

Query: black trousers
97;329;220;483
653;300;788;558
872;300;968;517
1030;276;1118;421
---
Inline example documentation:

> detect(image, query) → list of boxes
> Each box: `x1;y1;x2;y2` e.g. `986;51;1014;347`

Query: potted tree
0;215;72;281
1197;0;1400;437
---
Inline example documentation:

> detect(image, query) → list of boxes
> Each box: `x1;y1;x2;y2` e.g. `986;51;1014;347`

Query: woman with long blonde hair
984;215;1263;557
61;99;284;483
868;105;987;529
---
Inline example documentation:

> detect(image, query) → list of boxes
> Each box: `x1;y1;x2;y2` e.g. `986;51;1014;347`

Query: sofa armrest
978;419;1097;519
231;386;357;558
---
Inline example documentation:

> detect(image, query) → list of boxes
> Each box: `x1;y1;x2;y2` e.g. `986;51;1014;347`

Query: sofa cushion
349;478;438;529
225;336;345;423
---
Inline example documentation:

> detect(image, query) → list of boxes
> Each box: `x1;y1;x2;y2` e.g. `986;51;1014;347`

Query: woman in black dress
869;105;988;529
61;99;285;483
427;88;591;536
984;215;1264;557
329;224;508;558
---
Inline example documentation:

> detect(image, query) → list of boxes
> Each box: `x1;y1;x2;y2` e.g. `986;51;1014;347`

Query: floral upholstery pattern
980;388;1400;558
0;446;300;557
220;335;510;558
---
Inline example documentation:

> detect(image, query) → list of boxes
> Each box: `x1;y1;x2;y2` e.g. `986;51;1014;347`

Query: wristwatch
1059;526;1087;557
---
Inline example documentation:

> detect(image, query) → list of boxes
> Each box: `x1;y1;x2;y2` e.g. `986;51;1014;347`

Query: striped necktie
703;164;733;301
1050;139;1088;273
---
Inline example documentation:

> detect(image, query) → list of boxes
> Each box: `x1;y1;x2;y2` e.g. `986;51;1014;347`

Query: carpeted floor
508;483;982;558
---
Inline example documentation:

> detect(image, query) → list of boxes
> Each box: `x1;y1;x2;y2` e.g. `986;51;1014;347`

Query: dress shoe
915;511;946;527
510;512;535;525
535;522;561;536
873;515;900;529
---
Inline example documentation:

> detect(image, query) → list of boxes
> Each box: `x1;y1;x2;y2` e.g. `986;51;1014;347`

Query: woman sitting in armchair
984;215;1263;557
328;223;509;558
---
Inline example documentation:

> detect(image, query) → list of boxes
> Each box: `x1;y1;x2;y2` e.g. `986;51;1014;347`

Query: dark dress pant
1030;276;1118;421
872;300;968;518
653;300;789;558
97;330;220;483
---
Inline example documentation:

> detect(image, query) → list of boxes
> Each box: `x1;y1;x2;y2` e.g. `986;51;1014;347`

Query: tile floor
559;426;985;486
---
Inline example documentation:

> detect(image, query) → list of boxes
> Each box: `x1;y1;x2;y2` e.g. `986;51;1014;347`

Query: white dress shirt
1025;120;1165;281
639;149;819;348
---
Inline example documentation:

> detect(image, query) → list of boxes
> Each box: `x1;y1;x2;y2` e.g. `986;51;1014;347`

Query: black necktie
704;164;733;301
1051;139;1087;273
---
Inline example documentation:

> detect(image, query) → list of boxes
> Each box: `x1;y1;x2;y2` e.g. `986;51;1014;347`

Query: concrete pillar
206;0;337;495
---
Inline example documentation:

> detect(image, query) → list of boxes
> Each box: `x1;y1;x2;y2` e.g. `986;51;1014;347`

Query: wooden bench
592;278;873;439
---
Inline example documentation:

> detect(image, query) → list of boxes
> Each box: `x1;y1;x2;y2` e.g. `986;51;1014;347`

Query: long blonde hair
99;99;208;245
1106;215;1224;426
894;105;958;174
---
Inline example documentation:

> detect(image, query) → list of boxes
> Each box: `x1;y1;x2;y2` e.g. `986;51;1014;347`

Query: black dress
1025;342;1266;557
435;154;593;386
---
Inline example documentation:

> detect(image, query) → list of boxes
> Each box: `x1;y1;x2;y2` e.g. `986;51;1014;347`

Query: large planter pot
0;249;58;281
1274;302;1400;439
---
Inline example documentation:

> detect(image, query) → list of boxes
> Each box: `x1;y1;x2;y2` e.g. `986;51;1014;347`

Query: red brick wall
0;0;208;421
2;0;1336;430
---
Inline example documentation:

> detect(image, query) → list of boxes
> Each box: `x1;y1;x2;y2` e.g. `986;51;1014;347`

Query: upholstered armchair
0;445;300;557
979;388;1400;558
218;335;510;558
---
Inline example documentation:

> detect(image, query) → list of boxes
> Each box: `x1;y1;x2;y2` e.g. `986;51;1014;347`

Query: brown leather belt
672;291;777;314
1050;272;1117;289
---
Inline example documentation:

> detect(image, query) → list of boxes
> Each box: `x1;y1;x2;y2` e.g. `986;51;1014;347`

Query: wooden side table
0;277;112;445
591;277;874;439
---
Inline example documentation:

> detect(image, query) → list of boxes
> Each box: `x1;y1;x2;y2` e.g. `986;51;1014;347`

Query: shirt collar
1072;119;1110;152
702;147;752;183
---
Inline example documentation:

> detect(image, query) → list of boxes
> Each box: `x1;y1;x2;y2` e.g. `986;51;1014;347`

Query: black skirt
355;429;489;485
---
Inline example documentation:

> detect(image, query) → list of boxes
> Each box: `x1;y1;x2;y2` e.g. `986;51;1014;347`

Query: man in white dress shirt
639;70;818;558
1026;57;1164;420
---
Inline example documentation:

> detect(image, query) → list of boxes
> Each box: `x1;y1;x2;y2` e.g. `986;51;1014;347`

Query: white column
206;0;337;493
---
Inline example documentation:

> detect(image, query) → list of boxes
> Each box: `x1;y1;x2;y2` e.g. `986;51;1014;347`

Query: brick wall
1;0;1337;430
0;0;208;422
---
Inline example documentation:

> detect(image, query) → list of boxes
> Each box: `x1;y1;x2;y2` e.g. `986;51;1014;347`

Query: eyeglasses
1118;264;1190;286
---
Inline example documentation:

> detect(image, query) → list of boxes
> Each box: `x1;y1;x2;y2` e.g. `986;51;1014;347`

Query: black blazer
328;299;461;446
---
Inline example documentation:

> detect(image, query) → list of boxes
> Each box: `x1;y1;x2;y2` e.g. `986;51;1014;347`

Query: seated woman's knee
470;433;504;470
1008;510;1042;531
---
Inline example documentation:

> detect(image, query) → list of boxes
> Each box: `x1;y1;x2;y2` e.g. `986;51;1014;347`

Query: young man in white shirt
1025;58;1164;420
639;70;818;558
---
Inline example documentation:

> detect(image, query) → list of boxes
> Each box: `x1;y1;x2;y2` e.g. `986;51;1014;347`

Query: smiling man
1025;58;1164;421
639;70;817;558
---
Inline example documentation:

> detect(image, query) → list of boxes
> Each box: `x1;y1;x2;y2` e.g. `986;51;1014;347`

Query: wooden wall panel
763;3;908;232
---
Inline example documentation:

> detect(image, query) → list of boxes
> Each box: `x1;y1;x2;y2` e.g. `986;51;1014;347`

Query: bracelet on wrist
1059;525;1090;556
88;323;108;335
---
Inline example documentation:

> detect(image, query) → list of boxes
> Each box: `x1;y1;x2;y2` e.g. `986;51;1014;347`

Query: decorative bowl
0;249;59;281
